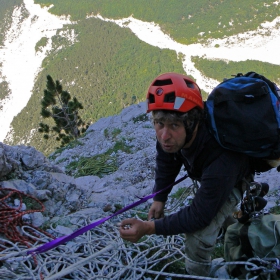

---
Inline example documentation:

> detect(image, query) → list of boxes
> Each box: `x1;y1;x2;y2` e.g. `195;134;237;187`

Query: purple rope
27;174;188;255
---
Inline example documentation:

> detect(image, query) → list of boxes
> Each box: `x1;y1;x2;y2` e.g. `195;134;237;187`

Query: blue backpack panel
205;72;280;160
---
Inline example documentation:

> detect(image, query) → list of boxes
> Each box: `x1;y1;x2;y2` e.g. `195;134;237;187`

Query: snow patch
0;0;76;141
1;6;280;143
93;14;280;93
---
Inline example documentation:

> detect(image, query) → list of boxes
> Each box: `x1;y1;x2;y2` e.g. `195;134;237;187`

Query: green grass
66;138;133;177
22;195;43;211
270;205;280;214
133;114;149;123
66;153;118;178
212;240;224;259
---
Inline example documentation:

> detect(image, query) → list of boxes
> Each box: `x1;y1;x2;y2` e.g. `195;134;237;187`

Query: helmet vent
184;80;195;88
153;79;173;86
164;92;175;103
148;93;155;103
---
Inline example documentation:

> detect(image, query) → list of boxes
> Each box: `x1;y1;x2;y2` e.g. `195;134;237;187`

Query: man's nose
161;127;171;140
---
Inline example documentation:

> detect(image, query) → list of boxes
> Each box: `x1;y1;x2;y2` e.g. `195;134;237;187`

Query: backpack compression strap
244;72;279;97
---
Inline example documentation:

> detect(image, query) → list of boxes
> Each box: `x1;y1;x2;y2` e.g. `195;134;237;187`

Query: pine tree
38;75;89;147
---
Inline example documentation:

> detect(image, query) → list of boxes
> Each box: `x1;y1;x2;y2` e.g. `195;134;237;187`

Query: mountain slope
6;16;185;155
35;0;280;43
1;0;280;156
0;101;279;279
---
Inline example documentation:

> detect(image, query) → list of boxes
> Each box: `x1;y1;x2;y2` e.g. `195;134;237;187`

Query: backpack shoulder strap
194;137;224;172
193;110;226;173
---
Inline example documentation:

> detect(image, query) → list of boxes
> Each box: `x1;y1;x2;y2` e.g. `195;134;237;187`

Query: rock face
0;101;279;235
0;102;158;234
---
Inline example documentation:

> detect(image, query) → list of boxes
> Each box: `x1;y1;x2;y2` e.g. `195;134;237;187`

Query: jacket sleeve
153;141;183;202
154;150;250;235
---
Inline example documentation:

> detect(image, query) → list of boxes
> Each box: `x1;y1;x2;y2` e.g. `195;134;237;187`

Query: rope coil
0;188;53;248
0;184;278;279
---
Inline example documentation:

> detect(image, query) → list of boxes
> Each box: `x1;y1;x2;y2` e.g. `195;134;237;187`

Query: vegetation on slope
0;0;24;102
192;57;280;85
7;17;185;155
34;0;280;44
38;75;89;147
0;0;23;43
3;0;280;156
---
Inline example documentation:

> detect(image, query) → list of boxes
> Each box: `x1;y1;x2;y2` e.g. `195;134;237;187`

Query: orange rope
0;187;55;280
0;187;54;245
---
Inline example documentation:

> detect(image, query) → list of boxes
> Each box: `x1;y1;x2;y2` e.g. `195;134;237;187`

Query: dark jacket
153;123;251;235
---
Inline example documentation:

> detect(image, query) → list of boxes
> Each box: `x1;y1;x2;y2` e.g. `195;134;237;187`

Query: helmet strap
183;119;198;146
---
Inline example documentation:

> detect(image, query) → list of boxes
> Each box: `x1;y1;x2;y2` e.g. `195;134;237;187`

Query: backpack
224;213;280;279
205;71;280;172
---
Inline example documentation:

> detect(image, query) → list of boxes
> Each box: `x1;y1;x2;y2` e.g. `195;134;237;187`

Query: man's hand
148;201;165;220
119;218;155;243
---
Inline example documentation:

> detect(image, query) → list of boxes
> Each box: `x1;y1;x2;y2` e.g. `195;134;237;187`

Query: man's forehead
154;116;183;123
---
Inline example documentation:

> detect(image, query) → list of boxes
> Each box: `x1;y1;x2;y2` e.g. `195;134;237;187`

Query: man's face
154;119;186;153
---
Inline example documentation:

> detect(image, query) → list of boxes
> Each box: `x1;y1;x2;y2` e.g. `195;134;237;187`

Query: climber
118;72;252;277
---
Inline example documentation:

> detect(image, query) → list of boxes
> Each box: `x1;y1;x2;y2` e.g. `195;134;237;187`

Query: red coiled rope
0;187;53;246
0;187;55;279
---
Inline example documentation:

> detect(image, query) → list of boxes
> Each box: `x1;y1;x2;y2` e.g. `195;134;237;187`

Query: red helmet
146;72;204;113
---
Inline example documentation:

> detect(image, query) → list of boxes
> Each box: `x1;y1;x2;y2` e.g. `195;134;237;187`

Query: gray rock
30;212;46;227
50;172;75;184
1;179;37;195
0;144;13;177
34;189;51;201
